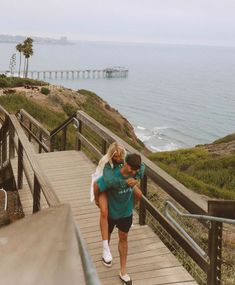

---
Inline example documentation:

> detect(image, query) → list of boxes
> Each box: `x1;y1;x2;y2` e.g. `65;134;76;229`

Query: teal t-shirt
100;167;134;219
97;163;145;219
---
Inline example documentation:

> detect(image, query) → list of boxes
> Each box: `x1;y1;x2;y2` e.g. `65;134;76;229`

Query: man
97;153;144;285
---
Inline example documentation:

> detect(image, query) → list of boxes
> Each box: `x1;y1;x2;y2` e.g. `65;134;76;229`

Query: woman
91;142;144;267
91;142;126;266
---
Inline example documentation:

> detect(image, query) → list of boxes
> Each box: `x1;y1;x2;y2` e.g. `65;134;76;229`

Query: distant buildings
0;34;73;45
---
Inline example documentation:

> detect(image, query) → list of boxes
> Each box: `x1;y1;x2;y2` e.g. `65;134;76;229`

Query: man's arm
135;163;145;180
133;184;142;201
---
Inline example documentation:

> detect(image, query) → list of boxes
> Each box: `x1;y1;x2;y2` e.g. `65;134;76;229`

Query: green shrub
0;77;47;88
0;93;65;130
41;87;50;95
62;103;77;116
0;78;9;88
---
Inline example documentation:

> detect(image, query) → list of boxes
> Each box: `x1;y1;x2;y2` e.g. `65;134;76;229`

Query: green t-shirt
97;163;145;219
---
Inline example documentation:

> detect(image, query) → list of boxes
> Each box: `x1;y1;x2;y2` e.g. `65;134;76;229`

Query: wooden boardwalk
17;150;198;285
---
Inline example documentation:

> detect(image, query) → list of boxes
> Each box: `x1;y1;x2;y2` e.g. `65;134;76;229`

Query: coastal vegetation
0;79;144;151
0;75;47;88
0;78;234;200
148;145;235;200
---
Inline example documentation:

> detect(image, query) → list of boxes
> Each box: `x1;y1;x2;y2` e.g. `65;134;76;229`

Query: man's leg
118;230;128;276
117;215;132;284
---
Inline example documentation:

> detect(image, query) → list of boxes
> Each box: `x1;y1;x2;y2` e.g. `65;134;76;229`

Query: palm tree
22;37;34;78
16;43;24;77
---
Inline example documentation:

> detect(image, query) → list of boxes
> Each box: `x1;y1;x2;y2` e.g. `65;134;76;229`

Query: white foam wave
136;126;146;130
150;142;179;152
137;135;151;142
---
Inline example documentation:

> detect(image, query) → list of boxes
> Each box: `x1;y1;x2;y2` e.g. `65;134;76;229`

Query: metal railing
0;188;7;211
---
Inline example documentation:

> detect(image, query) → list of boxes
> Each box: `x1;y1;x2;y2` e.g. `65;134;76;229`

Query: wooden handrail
18;109;50;137
0;204;100;285
0;105;9;124
9;115;60;207
76;110;207;214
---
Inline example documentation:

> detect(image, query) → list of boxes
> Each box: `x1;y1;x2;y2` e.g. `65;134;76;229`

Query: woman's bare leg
98;191;109;240
93;184;112;266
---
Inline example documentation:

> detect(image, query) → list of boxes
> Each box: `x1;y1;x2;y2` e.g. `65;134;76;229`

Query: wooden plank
0;204;86;285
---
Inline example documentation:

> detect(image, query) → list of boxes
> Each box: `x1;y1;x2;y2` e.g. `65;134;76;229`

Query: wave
134;124;190;152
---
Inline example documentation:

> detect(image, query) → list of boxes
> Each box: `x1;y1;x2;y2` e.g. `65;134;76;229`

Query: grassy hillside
0;78;146;151
1;77;234;200
148;145;235;200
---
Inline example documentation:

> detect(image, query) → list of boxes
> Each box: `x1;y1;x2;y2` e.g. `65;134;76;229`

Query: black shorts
108;215;133;233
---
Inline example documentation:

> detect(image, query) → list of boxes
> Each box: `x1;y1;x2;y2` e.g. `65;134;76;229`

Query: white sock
103;240;109;251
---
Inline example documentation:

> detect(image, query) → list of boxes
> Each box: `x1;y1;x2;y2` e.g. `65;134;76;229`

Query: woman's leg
98;191;109;240
98;190;112;266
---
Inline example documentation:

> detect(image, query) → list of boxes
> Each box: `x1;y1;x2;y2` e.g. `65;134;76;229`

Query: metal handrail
50;113;77;138
0;188;7;211
165;200;235;226
164;200;235;259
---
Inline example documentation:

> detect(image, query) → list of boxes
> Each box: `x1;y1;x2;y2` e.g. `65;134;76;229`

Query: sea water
1;41;235;151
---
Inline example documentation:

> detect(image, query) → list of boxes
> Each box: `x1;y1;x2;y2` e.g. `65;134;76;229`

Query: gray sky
1;0;235;45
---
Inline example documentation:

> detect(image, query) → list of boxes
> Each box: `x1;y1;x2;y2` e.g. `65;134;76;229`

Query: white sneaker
119;272;132;285
102;248;112;267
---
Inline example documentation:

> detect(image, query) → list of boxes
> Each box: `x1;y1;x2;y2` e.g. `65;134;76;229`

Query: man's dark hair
125;153;141;170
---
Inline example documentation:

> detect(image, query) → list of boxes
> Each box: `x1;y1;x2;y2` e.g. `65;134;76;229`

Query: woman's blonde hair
96;142;126;174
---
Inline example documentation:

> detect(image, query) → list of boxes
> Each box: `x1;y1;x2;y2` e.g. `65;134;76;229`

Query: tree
23;37;34;78
9;53;16;76
16;43;24;77
15;37;34;78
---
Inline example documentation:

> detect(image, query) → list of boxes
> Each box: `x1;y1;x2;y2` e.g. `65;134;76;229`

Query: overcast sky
1;0;235;45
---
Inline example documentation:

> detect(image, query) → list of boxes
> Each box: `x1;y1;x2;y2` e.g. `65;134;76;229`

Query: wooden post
9;125;15;159
139;174;147;225
102;140;107;155
0;141;2;167
39;131;43;153
207;221;222;285
17;140;23;189
206;200;235;285
77;120;82;151
50;137;55;152
2;133;7;164
62;127;67;151
33;175;41;213
28;122;32;142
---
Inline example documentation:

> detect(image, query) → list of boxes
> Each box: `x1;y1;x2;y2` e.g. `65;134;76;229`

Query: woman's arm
102;163;127;189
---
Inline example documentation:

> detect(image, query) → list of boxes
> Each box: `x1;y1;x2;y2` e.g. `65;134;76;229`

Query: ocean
1;41;235;151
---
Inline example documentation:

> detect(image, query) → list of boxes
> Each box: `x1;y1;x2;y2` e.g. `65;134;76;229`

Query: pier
1;67;128;80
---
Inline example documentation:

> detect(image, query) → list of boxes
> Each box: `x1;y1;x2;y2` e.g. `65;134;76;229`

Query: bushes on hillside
0;77;47;88
41;87;50;95
62;103;77;116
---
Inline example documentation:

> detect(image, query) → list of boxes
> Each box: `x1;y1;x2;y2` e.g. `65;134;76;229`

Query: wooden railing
0;108;101;285
6;108;235;285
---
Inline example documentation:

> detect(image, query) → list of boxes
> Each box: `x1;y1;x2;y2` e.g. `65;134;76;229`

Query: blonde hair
96;142;126;174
